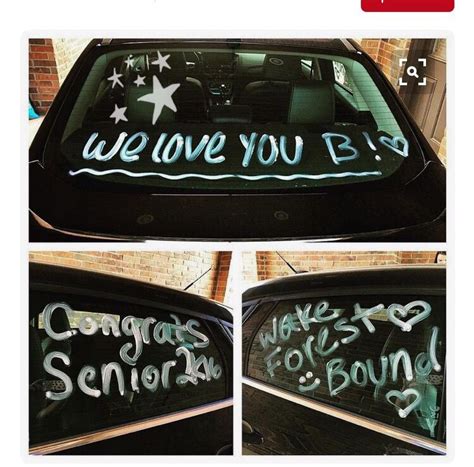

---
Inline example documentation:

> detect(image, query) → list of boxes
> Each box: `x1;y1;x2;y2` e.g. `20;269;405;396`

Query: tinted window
29;292;229;446
245;294;446;441
52;45;420;192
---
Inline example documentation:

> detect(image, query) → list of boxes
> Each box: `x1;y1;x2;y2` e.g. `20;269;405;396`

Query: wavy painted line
69;168;383;181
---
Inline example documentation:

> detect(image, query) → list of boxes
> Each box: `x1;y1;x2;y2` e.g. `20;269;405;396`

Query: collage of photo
28;37;447;457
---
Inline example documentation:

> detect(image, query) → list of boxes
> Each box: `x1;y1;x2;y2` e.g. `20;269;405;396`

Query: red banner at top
362;0;454;12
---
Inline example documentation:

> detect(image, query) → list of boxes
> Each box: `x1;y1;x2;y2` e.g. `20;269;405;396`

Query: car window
333;60;352;92
29;292;229;447
245;294;446;442
50;45;421;192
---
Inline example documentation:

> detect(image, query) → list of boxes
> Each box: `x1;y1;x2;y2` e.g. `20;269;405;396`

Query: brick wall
52;38;89;84
213;251;232;303
359;39;412;89
243;251;438;284
29;38;89;115
29;39;61;115
29;251;232;304
242;252;259;285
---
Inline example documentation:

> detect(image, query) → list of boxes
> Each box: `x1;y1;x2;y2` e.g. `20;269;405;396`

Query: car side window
333;60;352;92
29;291;228;447
245;294;446;442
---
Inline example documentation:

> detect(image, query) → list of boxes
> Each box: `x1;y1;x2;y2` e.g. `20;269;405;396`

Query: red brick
31;59;56;67
244;251;439;283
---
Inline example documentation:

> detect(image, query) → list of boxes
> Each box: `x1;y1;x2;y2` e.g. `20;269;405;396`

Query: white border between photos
21;28;453;466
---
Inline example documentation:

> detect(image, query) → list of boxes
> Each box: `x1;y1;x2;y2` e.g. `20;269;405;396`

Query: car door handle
242;420;264;445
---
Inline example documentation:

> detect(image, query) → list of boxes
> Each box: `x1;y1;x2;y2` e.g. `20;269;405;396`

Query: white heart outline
379;136;410;158
387;300;432;332
386;388;422;419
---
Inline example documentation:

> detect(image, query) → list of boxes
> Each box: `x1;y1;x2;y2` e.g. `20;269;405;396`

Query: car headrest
126;85;176;123
288;80;335;125
210;105;252;123
263;54;303;81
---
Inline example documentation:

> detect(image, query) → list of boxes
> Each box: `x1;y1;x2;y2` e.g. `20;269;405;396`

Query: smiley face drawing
298;371;321;393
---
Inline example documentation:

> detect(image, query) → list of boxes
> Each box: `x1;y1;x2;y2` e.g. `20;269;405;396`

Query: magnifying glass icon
407;66;419;78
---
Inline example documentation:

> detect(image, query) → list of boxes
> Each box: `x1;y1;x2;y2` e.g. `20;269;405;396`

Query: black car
30;38;445;242
242;266;446;455
29;263;233;455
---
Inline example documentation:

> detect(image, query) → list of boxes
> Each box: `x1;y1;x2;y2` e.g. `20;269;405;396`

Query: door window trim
243;377;445;455
30;397;233;455
243;284;445;308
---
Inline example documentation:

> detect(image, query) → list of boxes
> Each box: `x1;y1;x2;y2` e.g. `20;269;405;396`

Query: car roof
243;265;446;302
98;38;359;53
30;262;232;324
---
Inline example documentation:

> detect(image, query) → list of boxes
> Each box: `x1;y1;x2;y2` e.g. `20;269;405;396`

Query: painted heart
387;300;431;332
386;389;422;419
379;136;410;158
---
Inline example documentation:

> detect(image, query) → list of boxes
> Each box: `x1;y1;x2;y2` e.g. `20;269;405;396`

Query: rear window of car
49;43;422;192
245;293;446;442
29;292;229;447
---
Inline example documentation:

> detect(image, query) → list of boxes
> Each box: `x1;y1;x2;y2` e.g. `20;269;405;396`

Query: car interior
246;296;445;442
86;50;377;129
29;302;228;446
52;46;420;194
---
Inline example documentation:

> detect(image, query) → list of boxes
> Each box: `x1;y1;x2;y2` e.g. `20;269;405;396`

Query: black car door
29;264;233;455
242;289;446;455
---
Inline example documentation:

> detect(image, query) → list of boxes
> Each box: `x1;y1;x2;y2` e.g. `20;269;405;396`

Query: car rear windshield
56;43;422;191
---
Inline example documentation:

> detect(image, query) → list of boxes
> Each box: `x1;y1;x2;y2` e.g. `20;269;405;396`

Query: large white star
134;75;146;87
110;104;128;124
107;68;123;88
137;76;180;124
151;51;171;72
124;55;135;69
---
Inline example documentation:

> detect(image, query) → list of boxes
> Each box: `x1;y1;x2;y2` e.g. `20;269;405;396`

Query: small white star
109;104;128;124
124;55;135;69
151;51;171;72
137;76;180;124
107;68;123;88
134;75;146;87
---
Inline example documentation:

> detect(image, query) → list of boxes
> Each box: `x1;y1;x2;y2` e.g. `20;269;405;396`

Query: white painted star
134;75;146;87
137;76;180;124
151;51;171;72
124;55;135;69
107;68;123;88
109;104;128;124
